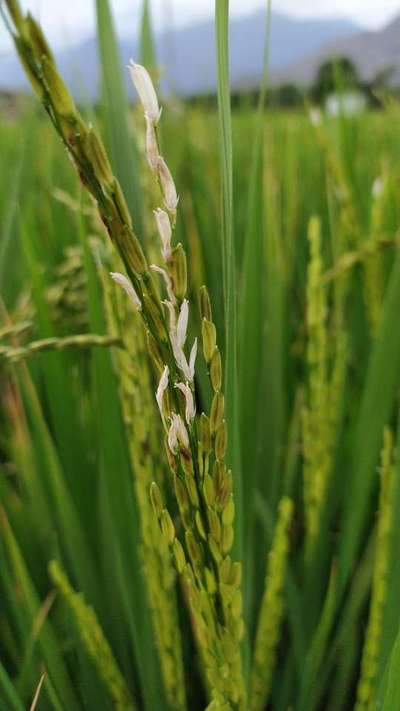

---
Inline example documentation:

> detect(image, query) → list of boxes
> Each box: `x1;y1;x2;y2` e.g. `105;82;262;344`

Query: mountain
0;10;360;100
273;14;400;87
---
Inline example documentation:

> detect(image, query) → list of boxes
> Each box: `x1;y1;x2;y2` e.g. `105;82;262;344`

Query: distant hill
0;10;361;100
273;13;400;87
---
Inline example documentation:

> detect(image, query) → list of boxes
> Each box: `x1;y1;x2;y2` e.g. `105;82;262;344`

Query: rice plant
1;0;400;709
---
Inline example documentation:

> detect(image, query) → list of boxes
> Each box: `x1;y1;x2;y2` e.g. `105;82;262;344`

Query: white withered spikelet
174;338;197;383
186;339;198;382
175;382;196;423
372;176;384;199
167;413;189;453
156;365;169;419
128;60;161;124
154;208;172;261
145;113;159;171
157;157;179;213
176;300;189;348
110;272;141;311
169;300;198;382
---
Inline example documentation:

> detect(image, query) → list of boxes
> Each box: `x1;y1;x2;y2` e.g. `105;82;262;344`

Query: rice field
1;1;400;709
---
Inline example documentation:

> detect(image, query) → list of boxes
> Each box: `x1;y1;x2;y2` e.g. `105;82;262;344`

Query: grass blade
378;627;400;710
0;662;24;711
96;0;144;239
239;0;271;619
139;0;157;73
214;0;243;568
339;249;400;587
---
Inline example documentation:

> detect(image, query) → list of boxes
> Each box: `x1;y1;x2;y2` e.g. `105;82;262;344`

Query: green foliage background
1;1;400;709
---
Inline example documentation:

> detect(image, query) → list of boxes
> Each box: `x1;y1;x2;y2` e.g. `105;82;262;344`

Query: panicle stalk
355;428;396;711
101;262;187;710
49;560;136;711
302;217;346;556
250;497;294;711
127;57;247;707
5;2;247;704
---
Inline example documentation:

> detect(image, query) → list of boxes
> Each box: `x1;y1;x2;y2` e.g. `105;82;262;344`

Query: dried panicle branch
0;320;33;341
29;673;46;711
0;333;122;365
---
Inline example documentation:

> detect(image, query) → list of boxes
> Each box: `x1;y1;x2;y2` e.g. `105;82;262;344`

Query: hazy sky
1;0;400;51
